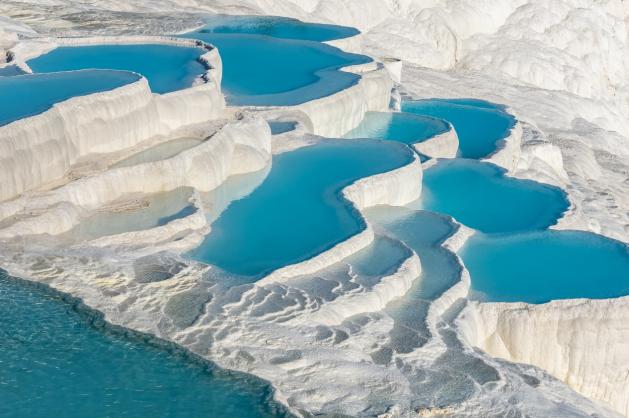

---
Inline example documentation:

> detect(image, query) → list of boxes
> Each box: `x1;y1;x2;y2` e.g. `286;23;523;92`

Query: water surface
68;188;196;241
0;271;289;417
403;99;515;159
462;231;629;303
112;138;202;169
200;15;359;41
28;44;207;94
0;70;139;126
188;140;413;277
180;31;369;105
420;159;568;233
345;112;450;145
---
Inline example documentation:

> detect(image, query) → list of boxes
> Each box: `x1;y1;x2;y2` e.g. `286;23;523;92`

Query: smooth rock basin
403;98;515;159
461;231;629;303
180;31;369;106
0;70;140;126
420;159;568;233
345;111;450;145
188;140;414;278
67;188;196;241
0;271;289;418
27;44;207;94
268;120;297;135
199;14;359;42
111;138;203;169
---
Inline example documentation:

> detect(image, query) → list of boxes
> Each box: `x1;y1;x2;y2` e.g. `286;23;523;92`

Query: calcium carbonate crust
1;3;628;417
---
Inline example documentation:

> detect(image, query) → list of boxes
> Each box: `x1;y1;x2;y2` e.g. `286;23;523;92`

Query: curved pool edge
0;35;226;203
258;149;423;285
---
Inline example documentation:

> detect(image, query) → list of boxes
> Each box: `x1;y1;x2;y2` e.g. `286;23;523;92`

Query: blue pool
199;15;359;41
0;271;289;417
27;44;207;94
188;140;414;277
402;99;515;159
345;111;450;145
420;159;568;233
0;70;140;127
461;231;629;303
180;31;369;106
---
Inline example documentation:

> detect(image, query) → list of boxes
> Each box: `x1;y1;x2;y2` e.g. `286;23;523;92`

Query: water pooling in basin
345;111;450;145
402;98;515;159
111;138;203;169
268;120;297;135
461;231;629;303
27;44;207;94
0;70;140;126
0;271;290;418
188;140;414;278
420;159;568;233
67;188;196;241
200;15;359;42
180;31;369;106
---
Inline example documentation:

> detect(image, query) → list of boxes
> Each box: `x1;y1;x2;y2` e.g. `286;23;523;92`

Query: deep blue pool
0;271;289;417
0;70;140;127
402;99;515;159
199;15;359;41
188;140;414;277
180;31;369;106
461;231;629;303
345;111;450;145
27;44;207;94
420;159;568;233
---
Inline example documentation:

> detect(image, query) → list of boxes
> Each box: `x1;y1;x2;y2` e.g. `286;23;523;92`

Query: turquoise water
0;70;139;126
269;120;297;135
462;231;629;303
0;65;25;76
0;271;290;417
180;31;369;105
402;99;515;159
28;44;207;94
345;112;450;145
188;140;414;277
200;15;359;41
421;159;568;233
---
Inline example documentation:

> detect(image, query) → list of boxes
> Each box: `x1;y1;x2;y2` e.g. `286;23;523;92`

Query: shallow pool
180;31;369;105
0;70;140;127
68;188;196;241
188;140;414;278
345;111;450;145
462;231;629;303
402;98;515;159
420;159;568;233
199;15;359;41
28;44;207;94
112;138;202;169
0;271;289;417
268;120;297;135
